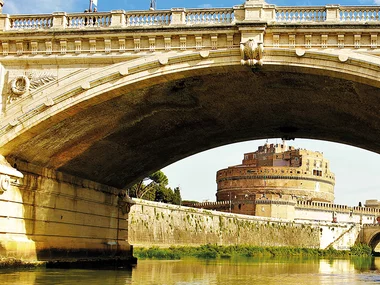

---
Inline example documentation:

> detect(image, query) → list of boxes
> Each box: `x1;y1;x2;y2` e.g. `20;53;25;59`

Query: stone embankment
129;199;360;250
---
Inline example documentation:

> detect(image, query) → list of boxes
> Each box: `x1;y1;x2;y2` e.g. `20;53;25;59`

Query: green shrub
350;244;372;256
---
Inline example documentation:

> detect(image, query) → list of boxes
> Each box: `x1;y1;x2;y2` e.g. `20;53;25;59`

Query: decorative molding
10;75;30;96
104;39;111;53
8;72;56;104
305;34;312;49
338;34;344;48
134;37;140;53
60;40;67;55
273;34;280;48
90;39;96;53
288;34;295;48
75;40;81;54
45;41;52;55
180;35;186;50
0;174;10;193
371;34;377;49
211;34;218;50
119;38;126;53
195;36;202;50
149;37;155;52
16;42;23;56
354;34;361;49
240;39;263;66
227;34;234;49
321;35;328;49
31;41;38;55
2;42;8;56
164;36;171;51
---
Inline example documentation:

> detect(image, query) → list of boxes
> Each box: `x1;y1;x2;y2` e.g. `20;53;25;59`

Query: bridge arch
368;231;380;253
1;48;380;188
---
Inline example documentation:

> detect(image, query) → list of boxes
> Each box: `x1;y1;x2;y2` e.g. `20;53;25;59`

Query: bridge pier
0;156;136;266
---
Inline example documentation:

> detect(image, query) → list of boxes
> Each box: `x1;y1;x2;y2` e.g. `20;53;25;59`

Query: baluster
291;10;296;22
343;11;347;21
370;10;375;21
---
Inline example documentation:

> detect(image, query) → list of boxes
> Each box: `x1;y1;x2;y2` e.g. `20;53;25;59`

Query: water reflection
0;257;379;285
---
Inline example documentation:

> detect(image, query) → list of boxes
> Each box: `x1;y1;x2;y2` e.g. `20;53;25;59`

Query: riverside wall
0;158;134;264
129;199;360;250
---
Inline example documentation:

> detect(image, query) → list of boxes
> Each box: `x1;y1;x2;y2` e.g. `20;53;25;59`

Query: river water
1;257;380;285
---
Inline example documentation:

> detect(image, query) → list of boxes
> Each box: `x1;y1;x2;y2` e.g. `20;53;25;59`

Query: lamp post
0;0;4;14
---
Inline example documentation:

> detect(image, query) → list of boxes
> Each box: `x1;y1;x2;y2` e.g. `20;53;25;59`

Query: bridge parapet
0;8;235;31
1;3;380;31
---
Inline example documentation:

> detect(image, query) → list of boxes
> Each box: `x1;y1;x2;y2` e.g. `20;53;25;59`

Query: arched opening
2;64;380;189
369;233;380;255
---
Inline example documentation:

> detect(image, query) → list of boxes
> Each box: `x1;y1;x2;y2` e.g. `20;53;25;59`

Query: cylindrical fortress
216;142;335;203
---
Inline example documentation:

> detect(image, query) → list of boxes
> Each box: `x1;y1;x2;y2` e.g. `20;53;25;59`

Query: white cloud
374;0;380;4
4;0;77;14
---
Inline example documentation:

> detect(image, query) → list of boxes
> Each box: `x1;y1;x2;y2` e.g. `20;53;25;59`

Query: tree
128;170;182;205
129;170;168;199
172;187;181;205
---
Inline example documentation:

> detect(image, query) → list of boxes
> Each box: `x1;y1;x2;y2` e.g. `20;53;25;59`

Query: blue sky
3;0;380;206
3;0;380;14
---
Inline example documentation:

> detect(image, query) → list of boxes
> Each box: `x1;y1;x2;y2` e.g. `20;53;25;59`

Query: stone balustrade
67;12;111;28
275;7;326;22
339;6;380;22
185;8;235;25
1;4;380;31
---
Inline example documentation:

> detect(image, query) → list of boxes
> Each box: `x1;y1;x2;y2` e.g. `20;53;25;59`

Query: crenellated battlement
296;200;380;215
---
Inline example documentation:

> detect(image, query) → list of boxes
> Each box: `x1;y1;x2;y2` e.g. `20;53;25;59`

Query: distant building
365;200;380;209
216;141;335;204
190;142;379;223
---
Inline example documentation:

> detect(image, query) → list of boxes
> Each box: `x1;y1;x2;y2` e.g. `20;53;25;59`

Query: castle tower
216;143;335;207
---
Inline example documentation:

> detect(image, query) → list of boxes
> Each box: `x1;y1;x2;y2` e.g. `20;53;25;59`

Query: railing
67;13;111;28
339;7;380;22
185;9;234;25
275;7;326;22
126;11;171;26
10;15;53;29
4;5;380;31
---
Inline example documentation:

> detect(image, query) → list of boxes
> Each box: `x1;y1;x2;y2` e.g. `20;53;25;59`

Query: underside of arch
2;56;380;189
369;233;380;251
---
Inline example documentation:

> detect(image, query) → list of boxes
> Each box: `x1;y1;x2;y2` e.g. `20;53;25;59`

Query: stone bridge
0;0;379;188
360;225;380;251
0;0;379;264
